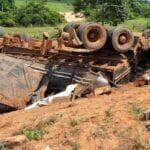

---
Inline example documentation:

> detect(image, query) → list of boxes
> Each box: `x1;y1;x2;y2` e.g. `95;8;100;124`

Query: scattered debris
0;54;46;112
139;109;150;121
139;109;150;131
0;135;27;149
134;70;150;87
0;23;149;112
44;145;50;150
142;29;150;39
145;124;150;131
25;84;78;110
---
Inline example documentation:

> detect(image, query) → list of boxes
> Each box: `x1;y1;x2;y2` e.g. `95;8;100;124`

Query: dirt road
61;11;85;23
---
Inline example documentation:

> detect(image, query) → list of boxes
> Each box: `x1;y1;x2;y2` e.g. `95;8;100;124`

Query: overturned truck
0;23;149;112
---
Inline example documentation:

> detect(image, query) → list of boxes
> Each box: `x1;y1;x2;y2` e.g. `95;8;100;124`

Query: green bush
141;3;150;18
89;2;128;26
0;11;16;27
15;2;64;26
22;128;47;141
73;0;149;26
0;0;16;12
1;18;16;27
0;1;64;27
74;0;100;14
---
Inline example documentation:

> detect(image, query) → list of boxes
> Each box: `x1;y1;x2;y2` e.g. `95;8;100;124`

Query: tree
15;1;64;26
0;0;15;12
127;0;143;19
141;1;150;18
73;0;148;26
0;0;16;26
0;0;64;27
74;0;103;13
91;0;129;26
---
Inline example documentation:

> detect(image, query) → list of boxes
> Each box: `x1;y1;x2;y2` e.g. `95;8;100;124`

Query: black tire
142;29;150;39
77;23;107;51
110;27;134;53
63;22;80;32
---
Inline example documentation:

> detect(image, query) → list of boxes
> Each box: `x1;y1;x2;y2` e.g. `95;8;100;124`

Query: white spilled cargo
25;84;78;110
25;74;110;110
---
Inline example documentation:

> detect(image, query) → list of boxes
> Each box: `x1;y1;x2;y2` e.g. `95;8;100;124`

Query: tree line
0;0;64;27
74;0;150;25
0;0;149;27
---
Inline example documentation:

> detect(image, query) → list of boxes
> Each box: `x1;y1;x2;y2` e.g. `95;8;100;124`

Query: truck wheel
77;23;107;51
110;27;134;53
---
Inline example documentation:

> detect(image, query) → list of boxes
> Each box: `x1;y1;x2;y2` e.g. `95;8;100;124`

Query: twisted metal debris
0;23;149;112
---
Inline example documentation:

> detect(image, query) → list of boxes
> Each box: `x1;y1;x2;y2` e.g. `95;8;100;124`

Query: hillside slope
15;0;74;12
0;83;150;149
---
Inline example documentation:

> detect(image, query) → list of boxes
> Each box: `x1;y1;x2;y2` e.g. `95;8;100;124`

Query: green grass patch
3;24;65;39
21;128;48;141
16;114;61;141
3;17;149;39
120;18;149;32
15;0;74;12
102;17;149;32
129;103;144;116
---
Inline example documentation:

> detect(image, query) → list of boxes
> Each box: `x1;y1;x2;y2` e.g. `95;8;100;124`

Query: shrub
70;119;78;127
15;2;64;26
129;103;143;116
1;18;16;27
73;0;148;26
0;1;64;27
21;128;47;141
0;11;16;27
73;0;100;14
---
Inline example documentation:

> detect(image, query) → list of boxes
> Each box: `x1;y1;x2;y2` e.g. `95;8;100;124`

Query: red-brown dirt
0;83;150;150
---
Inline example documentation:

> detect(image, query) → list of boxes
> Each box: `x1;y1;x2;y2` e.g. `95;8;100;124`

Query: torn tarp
25;84;78;110
25;73;110;110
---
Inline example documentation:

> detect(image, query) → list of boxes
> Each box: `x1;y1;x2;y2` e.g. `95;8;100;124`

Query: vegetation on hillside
16;2;64;26
4;25;64;39
15;0;74;12
0;0;65;27
0;0;149;36
73;0;150;26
